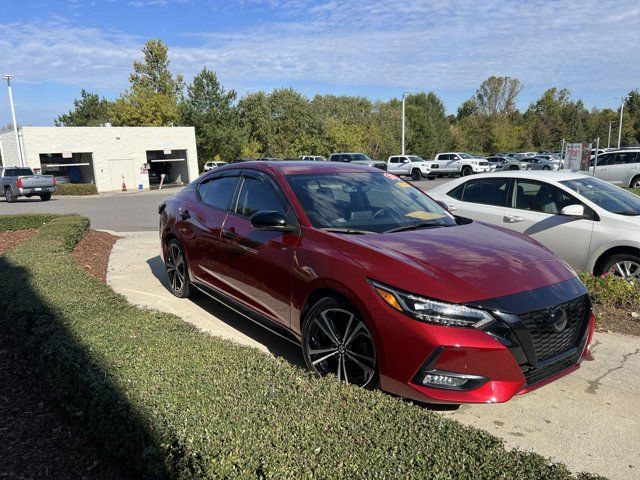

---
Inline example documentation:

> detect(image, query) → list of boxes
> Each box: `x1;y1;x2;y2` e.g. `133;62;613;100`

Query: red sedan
159;161;595;404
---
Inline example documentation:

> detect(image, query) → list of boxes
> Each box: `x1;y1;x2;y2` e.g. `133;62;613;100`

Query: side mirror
436;200;457;212
250;210;296;231
561;204;585;217
402;159;410;163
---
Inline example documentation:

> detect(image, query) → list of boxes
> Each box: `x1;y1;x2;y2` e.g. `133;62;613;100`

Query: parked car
432;152;492;177
486;156;530;171
589;149;640;189
328;152;387;170
256;157;282;162
428;170;640;280
386;155;439;180
1;166;56;202
526;156;562;171
299;155;327;162
203;161;228;171
159;161;595;404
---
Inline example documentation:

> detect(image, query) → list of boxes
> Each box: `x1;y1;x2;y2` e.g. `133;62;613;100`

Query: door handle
179;208;190;220
221;228;237;239
503;215;525;223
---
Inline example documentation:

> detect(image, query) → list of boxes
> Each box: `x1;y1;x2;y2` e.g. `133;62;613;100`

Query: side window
617;152;638;164
460;178;510;206
514;180;576;214
236;176;287;218
200;176;239;210
389;157;398;163
596;153;614;166
447;184;464;200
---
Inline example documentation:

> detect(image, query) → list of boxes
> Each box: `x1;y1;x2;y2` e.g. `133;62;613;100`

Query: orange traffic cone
121;175;127;192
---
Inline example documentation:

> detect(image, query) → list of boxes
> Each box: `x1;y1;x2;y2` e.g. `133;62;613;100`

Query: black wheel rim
306;308;376;387
166;243;186;292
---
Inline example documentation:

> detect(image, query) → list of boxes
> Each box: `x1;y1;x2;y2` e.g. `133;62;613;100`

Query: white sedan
427;170;640;280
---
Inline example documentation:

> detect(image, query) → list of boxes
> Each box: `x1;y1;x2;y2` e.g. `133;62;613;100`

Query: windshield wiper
611;210;640;216
321;227;377;235
384;221;451;233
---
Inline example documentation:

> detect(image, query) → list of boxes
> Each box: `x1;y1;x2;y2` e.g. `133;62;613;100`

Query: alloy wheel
610;260;640;281
166;243;186;293
305;308;376;387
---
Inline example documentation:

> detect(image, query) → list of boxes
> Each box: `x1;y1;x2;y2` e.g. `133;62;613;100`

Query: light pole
615;96;628;150
3;74;24;167
401;91;412;155
607;120;614;149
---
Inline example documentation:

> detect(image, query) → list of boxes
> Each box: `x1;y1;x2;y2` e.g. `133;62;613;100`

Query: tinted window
447;184;464;200
236;176;286;217
460;178;509;206
561;177;640;216
514;180;576;214
4;168;34;176
595;153;614;166
389;157;399;163
615;152;638;164
200;176;239;210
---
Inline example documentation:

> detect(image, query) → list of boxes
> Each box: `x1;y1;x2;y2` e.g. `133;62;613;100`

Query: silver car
590;149;640;189
525;156;562;171
428;171;640;280
486;156;530;171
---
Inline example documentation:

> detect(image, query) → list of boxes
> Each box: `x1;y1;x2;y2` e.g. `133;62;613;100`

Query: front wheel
411;169;422;181
543;165;551;170
461;166;473;176
4;188;16;203
165;239;193;298
302;297;378;388
601;254;640;282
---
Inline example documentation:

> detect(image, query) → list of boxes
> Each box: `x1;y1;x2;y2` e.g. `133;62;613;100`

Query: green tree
55;89;111;126
109;39;183;126
623;90;640;146
475;76;522;117
405;92;451;157
181;68;244;165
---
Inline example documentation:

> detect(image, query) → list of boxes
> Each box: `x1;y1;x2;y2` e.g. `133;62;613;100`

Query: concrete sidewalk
108;231;640;480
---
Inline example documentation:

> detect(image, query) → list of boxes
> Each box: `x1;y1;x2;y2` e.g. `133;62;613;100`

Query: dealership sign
564;143;591;171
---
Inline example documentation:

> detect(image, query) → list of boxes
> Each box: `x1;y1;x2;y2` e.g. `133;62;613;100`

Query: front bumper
371;277;594;404
472;166;492;173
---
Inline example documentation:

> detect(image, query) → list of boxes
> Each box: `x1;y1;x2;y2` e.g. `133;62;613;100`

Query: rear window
4;168;34;176
448;178;510;207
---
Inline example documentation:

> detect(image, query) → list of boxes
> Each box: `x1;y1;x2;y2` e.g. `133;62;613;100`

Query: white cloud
0;1;639;102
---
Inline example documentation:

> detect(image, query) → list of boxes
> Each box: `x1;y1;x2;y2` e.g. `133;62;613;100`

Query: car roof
215;160;378;176
428;170;591;193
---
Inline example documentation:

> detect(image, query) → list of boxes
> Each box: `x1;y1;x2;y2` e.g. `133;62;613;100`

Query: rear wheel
630;175;640;189
4;188;16;203
461;166;473;176
600;253;640;282
165;239;193;298
40;192;52;201
509;165;519;170
542;165;551;170
302;297;378;388
411;169;422;181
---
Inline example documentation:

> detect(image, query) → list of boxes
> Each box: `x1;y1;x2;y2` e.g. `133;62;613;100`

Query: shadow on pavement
146;254;304;367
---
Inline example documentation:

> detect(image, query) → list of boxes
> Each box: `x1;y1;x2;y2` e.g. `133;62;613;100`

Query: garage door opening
39;153;96;185
146;150;189;188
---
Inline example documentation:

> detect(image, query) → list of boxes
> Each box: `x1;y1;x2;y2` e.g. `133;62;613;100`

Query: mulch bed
594;304;640;337
70;229;121;283
0;229;38;256
0;229;131;479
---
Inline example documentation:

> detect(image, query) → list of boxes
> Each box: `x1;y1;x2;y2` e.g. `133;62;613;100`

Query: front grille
479;161;489;166
518;295;589;362
430;164;440;169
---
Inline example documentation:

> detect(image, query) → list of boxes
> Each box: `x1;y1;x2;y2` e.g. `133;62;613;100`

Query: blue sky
1;0;639;126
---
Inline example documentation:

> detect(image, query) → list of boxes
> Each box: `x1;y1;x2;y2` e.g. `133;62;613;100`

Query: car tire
165;239;193;298
427;176;436;180
302;297;379;389
461;166;473;176
411;169;422;181
40;192;52;201
600;253;640;281
4;188;16;203
630;175;640;190
509;166;519;170
543;166;551;170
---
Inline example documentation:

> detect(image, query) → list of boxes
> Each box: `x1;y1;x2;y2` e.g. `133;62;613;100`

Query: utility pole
607;120;614;149
615;96;628;150
3;74;24;167
401;91;412;155
593;137;599;176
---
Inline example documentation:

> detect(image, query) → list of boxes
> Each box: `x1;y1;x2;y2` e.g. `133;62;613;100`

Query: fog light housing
415;369;488;391
421;373;469;388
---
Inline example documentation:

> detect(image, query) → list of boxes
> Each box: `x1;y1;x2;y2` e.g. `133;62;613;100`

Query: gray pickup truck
1;167;56;203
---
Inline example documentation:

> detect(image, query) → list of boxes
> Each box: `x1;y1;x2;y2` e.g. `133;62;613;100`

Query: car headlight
370;280;494;328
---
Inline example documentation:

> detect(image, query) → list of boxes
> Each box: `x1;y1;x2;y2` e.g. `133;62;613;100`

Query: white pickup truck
433;152;492;177
386;155;440;180
1;166;56;203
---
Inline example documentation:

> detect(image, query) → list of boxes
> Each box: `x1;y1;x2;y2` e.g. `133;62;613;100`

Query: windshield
286;172;456;233
560;177;640;216
351;154;372;161
408;156;426;162
459;153;474;159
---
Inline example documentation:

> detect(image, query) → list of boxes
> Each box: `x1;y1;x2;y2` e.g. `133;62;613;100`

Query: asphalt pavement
0;178;450;232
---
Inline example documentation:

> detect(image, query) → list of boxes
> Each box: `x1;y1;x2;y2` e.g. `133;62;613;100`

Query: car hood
329;222;576;304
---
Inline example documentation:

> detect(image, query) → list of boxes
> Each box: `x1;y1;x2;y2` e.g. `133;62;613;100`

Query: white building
0;126;199;192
